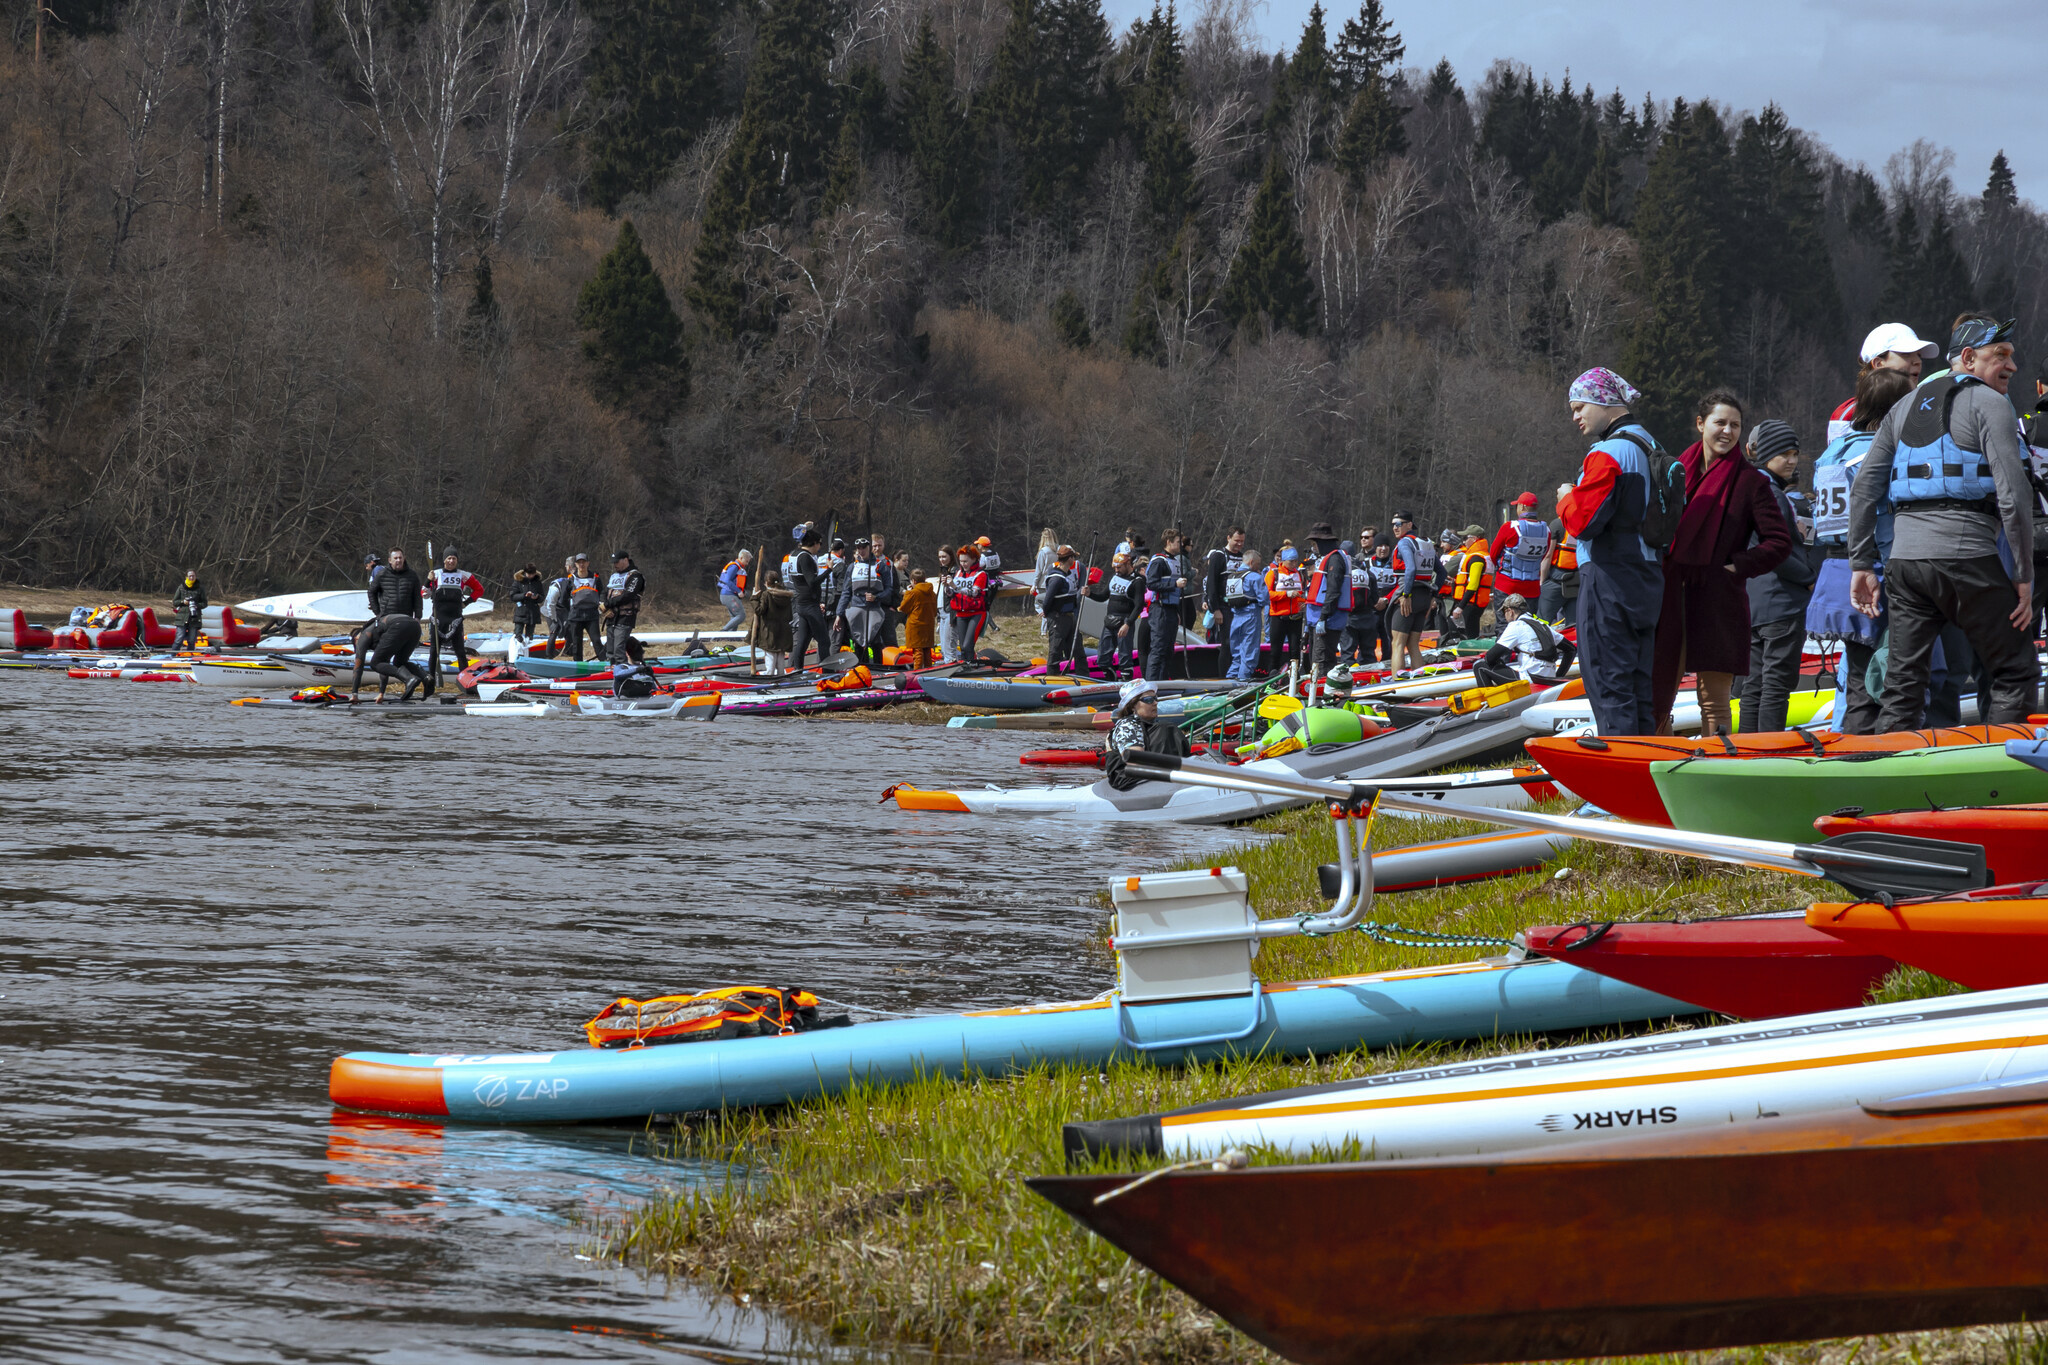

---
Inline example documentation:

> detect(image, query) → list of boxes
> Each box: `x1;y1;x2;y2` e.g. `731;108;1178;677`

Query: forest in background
2;0;2044;598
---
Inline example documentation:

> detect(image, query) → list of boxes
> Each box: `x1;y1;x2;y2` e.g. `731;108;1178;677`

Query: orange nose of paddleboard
330;1057;450;1117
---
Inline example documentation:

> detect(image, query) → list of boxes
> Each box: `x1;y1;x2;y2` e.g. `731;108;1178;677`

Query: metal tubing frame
1122;755;1974;889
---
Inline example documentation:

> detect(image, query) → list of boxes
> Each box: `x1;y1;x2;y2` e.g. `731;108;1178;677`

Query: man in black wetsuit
1103;679;1193;792
603;550;645;662
356;548;430;698
426;548;482;672
787;527;833;670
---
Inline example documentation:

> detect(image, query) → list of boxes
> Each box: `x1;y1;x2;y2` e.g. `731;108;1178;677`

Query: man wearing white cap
1826;323;1938;445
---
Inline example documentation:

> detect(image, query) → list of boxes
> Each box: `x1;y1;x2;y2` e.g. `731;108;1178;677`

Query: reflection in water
0;673;1242;1361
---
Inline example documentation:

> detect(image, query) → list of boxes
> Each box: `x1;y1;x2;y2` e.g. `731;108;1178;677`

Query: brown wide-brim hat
1307;522;1336;540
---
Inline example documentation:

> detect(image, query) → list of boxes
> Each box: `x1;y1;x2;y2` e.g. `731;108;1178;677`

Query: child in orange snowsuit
900;570;938;668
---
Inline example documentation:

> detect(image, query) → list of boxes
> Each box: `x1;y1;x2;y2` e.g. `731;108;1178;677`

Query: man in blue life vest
1303;521;1353;673
717;551;752;630
1558;367;1666;736
1225;548;1269;681
1491;492;1549;603
1849;315;2036;728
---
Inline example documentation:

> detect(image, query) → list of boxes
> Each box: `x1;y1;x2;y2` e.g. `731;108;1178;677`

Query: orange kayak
1815;805;2048;887
1808;889;2048;990
1526;724;2038;825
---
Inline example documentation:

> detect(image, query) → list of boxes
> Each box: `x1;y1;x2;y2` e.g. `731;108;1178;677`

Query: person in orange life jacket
718;550;752;631
611;635;658;697
1264;545;1306;668
1201;526;1248;646
603;550;645;663
836;539;897;670
1826;322;1937;445
558;553;606;662
1474;594;1577;687
1535;485;1580;627
1303;522;1353;672
1559;366;1666;737
1385;511;1435;670
948;543;993;659
1103;680;1192;792
1142;528;1189;680
786;528;834;670
1225;548;1268;680
426;549;483;671
1451;523;1493;639
1037;544;1085;672
1491;492;1548;601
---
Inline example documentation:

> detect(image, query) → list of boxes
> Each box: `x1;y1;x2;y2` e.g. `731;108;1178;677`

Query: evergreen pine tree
1124;217;1212;360
1331;0;1403;98
1916;208;1976;337
1984;151;2017;210
897;16;981;249
1843;169;1887;243
1422;58;1458;108
1051;288;1092;348
1131;4;1198;228
1875;200;1921;325
459;253;505;353
1581;140;1623;226
1220;156;1316;337
1333;73;1405;188
1267;3;1337;159
1729;104;1842;340
1478;69;1541;183
984;0;1114;216
685;0;837;335
1622;99;1729;442
820;116;864;214
585;0;731;213
578;219;687;408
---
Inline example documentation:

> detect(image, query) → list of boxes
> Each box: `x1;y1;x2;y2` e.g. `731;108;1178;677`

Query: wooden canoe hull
1031;1106;2048;1365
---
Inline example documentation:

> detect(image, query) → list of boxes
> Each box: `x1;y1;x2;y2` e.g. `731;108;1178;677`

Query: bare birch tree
336;0;496;338
489;0;585;246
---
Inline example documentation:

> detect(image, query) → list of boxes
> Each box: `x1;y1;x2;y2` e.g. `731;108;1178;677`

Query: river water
0;671;1245;1363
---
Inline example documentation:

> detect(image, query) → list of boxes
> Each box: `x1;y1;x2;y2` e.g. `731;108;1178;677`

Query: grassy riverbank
605;803;1969;1364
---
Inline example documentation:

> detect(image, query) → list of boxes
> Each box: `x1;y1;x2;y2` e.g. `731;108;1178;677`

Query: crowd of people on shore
712;310;2044;741
303;308;2048;734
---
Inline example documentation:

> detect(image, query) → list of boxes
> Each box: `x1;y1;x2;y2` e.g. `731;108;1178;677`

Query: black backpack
1615;429;1686;555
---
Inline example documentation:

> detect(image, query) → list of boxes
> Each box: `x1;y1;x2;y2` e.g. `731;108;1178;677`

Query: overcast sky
1102;0;2040;206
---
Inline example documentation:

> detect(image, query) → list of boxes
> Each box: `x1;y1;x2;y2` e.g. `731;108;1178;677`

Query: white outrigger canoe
1065;982;2048;1165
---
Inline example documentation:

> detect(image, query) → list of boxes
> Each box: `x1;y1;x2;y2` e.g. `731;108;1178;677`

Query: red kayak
1809;886;2048;990
1526;724;2038;825
1814;805;2048;886
1020;747;1103;767
1520;916;1897;1019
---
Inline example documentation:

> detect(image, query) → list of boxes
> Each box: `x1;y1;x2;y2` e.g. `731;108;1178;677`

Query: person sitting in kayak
1474;594;1576;688
1104;679;1192;792
611;636;657;698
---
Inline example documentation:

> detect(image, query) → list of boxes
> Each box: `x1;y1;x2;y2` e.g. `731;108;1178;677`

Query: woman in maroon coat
1652;390;1793;736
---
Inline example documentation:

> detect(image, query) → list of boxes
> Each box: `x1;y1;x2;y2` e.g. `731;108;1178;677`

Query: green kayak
1650;743;2048;842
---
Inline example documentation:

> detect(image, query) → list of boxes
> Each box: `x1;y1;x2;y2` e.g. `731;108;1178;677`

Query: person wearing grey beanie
1739;420;1819;733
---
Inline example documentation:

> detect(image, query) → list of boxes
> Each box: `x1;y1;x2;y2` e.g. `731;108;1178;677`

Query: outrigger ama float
330;760;1973;1124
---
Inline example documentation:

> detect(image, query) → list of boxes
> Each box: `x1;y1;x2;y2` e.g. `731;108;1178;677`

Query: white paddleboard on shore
236;590;495;623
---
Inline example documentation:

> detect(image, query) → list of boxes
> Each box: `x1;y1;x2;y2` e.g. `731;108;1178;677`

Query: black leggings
355;617;428;693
